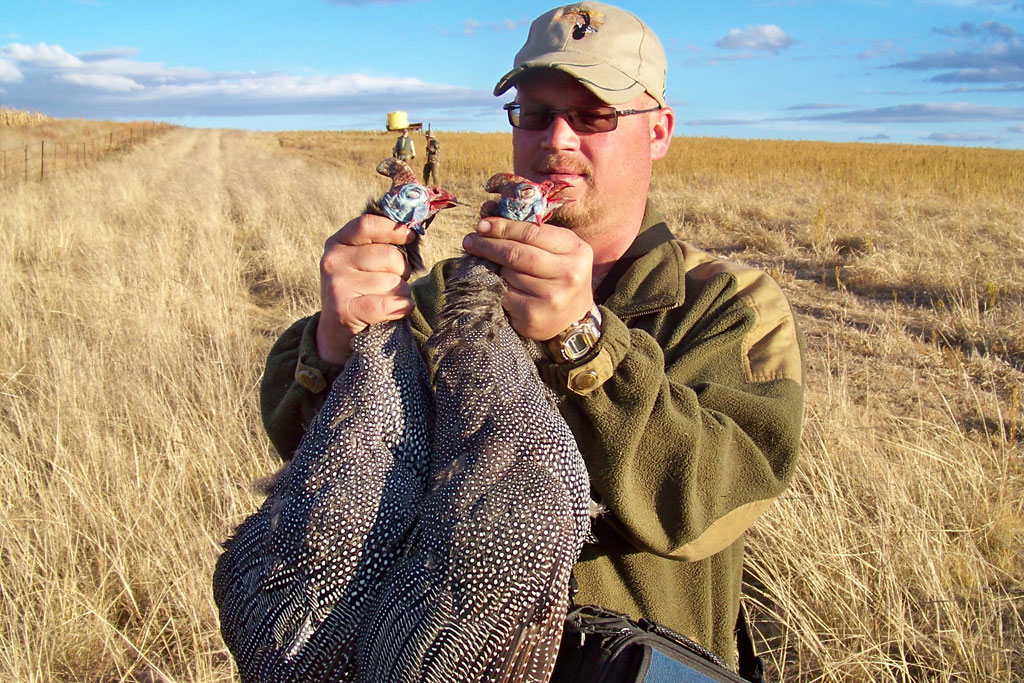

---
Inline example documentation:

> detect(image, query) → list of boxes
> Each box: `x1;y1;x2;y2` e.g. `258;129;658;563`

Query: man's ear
650;106;675;161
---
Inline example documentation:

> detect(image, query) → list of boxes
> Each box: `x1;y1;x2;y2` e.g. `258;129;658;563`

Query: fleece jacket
258;203;805;668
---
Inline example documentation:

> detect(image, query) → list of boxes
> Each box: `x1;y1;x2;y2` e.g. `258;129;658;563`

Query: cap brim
493;57;648;106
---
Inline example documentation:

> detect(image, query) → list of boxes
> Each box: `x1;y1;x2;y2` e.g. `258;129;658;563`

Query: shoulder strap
734;603;766;683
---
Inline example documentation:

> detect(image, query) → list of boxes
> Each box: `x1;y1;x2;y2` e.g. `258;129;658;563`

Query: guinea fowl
356;173;589;683
215;166;589;683
213;160;455;682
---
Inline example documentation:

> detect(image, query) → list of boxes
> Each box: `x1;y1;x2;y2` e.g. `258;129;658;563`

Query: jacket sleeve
543;254;805;562
259;313;343;459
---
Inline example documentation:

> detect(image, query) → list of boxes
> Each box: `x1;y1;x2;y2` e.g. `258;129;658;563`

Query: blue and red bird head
484;173;572;226
375;159;457;235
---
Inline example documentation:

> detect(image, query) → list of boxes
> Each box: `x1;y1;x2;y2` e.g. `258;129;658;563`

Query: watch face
563;331;591;360
558;321;600;362
550;309;602;363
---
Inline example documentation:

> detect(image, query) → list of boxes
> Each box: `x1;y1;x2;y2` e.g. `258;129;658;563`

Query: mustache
531;154;593;179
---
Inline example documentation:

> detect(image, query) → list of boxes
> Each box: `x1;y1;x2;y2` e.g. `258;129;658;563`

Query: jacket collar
601;201;685;319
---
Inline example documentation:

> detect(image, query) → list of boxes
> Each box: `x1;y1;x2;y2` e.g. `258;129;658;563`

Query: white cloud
60;72;143;92
0;58;22;83
0;40;493;119
1;42;83;68
716;25;794;52
77;47;142;62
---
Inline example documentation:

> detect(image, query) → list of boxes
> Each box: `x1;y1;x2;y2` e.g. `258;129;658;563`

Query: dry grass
1;108;174;182
1;107;53;126
1;124;1021;681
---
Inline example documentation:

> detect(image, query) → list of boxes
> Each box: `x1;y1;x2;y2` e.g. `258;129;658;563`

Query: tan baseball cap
493;2;667;107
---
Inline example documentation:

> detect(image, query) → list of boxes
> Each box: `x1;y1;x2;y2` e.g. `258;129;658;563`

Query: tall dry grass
1;125;1021;681
1;108;174;182
1;107;54;126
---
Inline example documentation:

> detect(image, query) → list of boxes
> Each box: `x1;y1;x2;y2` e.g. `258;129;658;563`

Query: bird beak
545;180;573;201
428;188;459;213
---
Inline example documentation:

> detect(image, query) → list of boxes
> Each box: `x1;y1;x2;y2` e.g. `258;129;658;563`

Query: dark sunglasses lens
513;107;552;130
568;107;617;133
507;105;620;132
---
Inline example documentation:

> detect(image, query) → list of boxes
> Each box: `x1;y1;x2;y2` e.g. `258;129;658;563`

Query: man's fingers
363;243;413;279
463;233;560;279
334;270;410;299
346;293;415;326
499;285;571;341
329;213;419;248
475;217;577;254
322;242;412;280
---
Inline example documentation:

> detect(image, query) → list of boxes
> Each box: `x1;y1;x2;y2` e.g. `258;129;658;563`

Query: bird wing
357;253;590;683
213;319;433;681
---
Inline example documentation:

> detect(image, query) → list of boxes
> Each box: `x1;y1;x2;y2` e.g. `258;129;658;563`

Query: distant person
423;131;441;185
392;128;415;163
260;1;803;676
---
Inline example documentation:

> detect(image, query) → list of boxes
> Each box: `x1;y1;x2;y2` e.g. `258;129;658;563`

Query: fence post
24;145;28;182
40;140;44;181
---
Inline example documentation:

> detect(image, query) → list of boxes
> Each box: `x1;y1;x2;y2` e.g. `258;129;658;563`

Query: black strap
734;603;766;683
568;571;766;681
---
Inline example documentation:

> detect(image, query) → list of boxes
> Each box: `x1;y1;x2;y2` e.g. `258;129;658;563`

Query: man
260;1;803;672
392;128;415;162
423;131;441;185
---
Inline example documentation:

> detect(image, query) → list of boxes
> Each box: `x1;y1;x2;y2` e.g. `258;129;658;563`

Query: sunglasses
503;102;662;133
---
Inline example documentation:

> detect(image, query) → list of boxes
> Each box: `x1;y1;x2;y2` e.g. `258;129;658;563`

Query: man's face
511;69;665;245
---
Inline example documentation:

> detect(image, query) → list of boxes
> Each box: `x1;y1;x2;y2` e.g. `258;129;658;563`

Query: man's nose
542;111;580;150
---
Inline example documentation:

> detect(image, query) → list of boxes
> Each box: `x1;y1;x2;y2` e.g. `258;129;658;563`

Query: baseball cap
493;2;667;107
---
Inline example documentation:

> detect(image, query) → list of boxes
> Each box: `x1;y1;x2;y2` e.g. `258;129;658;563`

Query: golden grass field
1;112;1022;681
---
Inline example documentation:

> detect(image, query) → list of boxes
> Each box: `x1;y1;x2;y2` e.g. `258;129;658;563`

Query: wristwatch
547;304;603;364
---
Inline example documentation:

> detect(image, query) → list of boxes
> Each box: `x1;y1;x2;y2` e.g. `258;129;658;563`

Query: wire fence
1;122;174;183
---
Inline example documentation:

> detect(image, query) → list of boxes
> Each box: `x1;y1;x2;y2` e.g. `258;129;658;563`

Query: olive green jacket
259;205;804;668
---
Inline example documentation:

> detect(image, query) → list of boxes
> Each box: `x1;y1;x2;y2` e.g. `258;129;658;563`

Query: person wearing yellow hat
260;2;803;677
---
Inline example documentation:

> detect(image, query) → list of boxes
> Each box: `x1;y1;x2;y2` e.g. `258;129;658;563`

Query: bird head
375;159;458;234
484;173;572;225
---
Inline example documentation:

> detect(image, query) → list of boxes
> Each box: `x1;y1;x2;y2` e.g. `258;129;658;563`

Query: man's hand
316;214;418;364
462;217;594;341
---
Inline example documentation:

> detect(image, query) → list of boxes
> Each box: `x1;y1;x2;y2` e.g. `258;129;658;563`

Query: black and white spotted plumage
355;185;590;683
212;161;448;682
213;317;434;682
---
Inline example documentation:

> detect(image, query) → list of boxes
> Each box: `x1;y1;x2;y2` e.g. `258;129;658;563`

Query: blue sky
2;0;1023;148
